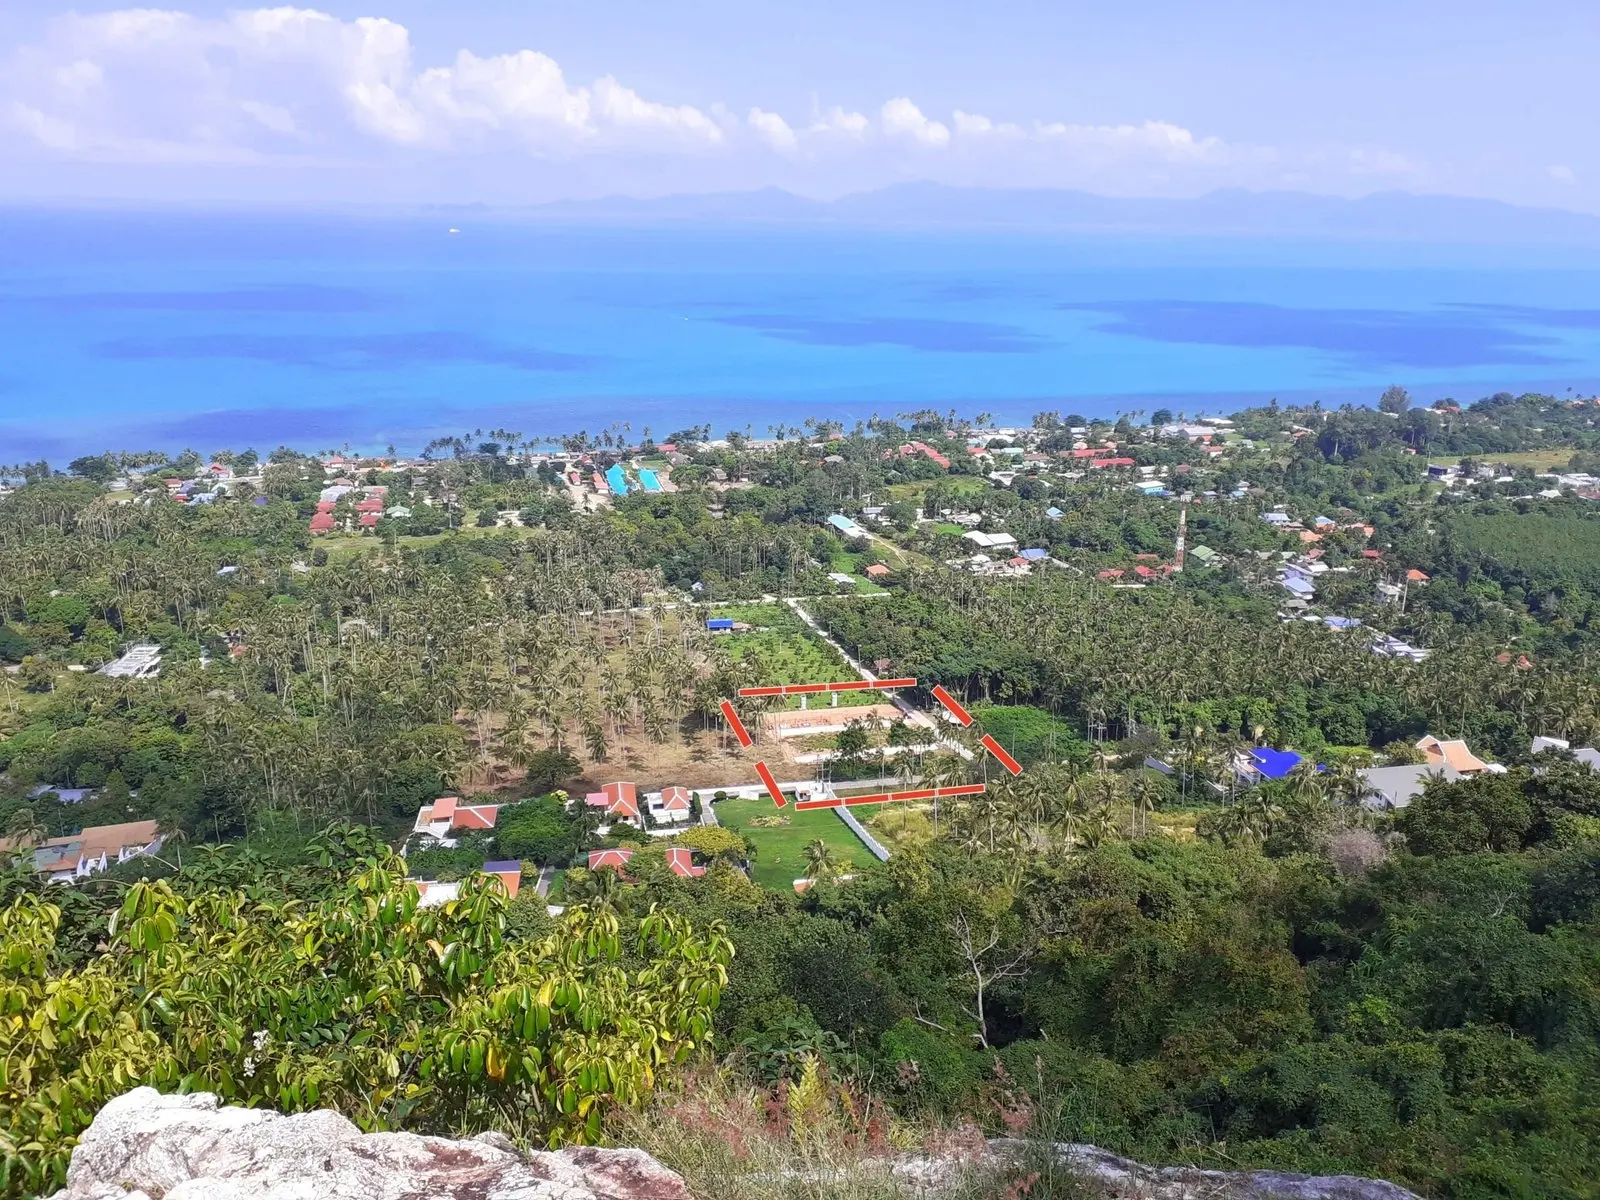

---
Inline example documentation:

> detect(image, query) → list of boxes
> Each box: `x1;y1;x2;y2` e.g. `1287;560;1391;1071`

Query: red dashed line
754;761;786;807
931;684;973;726
794;783;989;811
981;735;1024;776
719;700;753;747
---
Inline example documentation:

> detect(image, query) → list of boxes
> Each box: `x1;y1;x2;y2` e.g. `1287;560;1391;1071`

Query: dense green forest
8;393;1600;1199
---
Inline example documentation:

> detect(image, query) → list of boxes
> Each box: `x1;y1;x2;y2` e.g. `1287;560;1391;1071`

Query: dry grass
610;1061;1102;1200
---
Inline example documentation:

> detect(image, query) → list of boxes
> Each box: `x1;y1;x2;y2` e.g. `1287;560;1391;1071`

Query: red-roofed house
865;563;891;579
309;513;336;534
482;860;523;898
1134;565;1157;580
1361;549;1383;560
902;441;951;469
659;786;692;816
1298;530;1323;544
1090;457;1136;469
600;781;640;822
355;498;384;513
315;500;336;514
588;848;634;872
1416;735;1490;774
359;513;379;528
1097;569;1124;580
1407;569;1431;583
412;796;501;843
665;848;706;878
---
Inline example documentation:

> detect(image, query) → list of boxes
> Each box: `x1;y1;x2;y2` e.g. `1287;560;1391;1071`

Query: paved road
534;865;555;899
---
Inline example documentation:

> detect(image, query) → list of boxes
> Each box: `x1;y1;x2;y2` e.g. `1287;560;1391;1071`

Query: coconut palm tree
801;838;837;882
4;806;46;852
1128;772;1162;836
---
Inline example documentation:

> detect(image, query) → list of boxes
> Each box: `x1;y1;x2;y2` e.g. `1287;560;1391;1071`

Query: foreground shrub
0;854;732;1196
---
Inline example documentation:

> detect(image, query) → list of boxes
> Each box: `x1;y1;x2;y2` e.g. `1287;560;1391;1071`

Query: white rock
50;1088;693;1200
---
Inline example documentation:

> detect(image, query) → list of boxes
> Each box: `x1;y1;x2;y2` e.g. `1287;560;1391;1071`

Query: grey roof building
1359;764;1462;810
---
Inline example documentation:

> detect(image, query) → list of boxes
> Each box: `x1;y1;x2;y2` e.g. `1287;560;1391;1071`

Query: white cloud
1550;164;1577;184
594;76;723;143
1031;118;1225;162
240;100;297;135
952;110;1023;139
748;107;797;152
881;97;949;148
807;105;869;138
1;6;719;159
0;6;1428;199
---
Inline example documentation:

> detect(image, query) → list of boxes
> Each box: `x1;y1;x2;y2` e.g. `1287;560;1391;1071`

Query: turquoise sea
6;208;1600;457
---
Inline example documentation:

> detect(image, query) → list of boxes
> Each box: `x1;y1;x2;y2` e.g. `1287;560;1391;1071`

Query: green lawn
712;797;870;889
884;477;989;503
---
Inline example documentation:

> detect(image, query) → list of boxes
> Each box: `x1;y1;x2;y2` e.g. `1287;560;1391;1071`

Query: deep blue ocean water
6;208;1600;458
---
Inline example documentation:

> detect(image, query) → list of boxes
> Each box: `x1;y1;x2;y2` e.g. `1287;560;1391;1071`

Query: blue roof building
1249;747;1304;780
827;514;867;538
1045;507;1064;519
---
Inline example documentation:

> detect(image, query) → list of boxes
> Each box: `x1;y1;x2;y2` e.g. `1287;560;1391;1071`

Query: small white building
963;530;1018;550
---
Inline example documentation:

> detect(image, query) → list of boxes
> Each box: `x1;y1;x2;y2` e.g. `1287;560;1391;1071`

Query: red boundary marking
794;783;988;811
754;761;787;807
737;677;918;697
931;684;973;726
981;735;1024;776
719;700;753;747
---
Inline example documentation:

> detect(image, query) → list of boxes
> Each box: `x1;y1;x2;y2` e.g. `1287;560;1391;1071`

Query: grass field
1443;450;1574;471
884;477;990;504
712;796;871;889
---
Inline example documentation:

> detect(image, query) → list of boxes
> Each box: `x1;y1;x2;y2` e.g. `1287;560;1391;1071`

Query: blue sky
2;0;1596;209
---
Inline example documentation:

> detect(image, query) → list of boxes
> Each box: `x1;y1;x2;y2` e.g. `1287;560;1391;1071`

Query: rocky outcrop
50;1089;1423;1200
48;1088;693;1200
894;1139;1424;1200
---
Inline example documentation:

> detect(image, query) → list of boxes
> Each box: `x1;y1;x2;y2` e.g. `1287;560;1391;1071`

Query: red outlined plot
981;734;1024;776
794;783;988;811
931;684;973;727
719;700;753;747
719;674;1020;810
753;761;787;807
738;678;917;697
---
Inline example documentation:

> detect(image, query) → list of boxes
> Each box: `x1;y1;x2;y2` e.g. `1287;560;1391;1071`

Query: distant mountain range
523;183;1600;244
